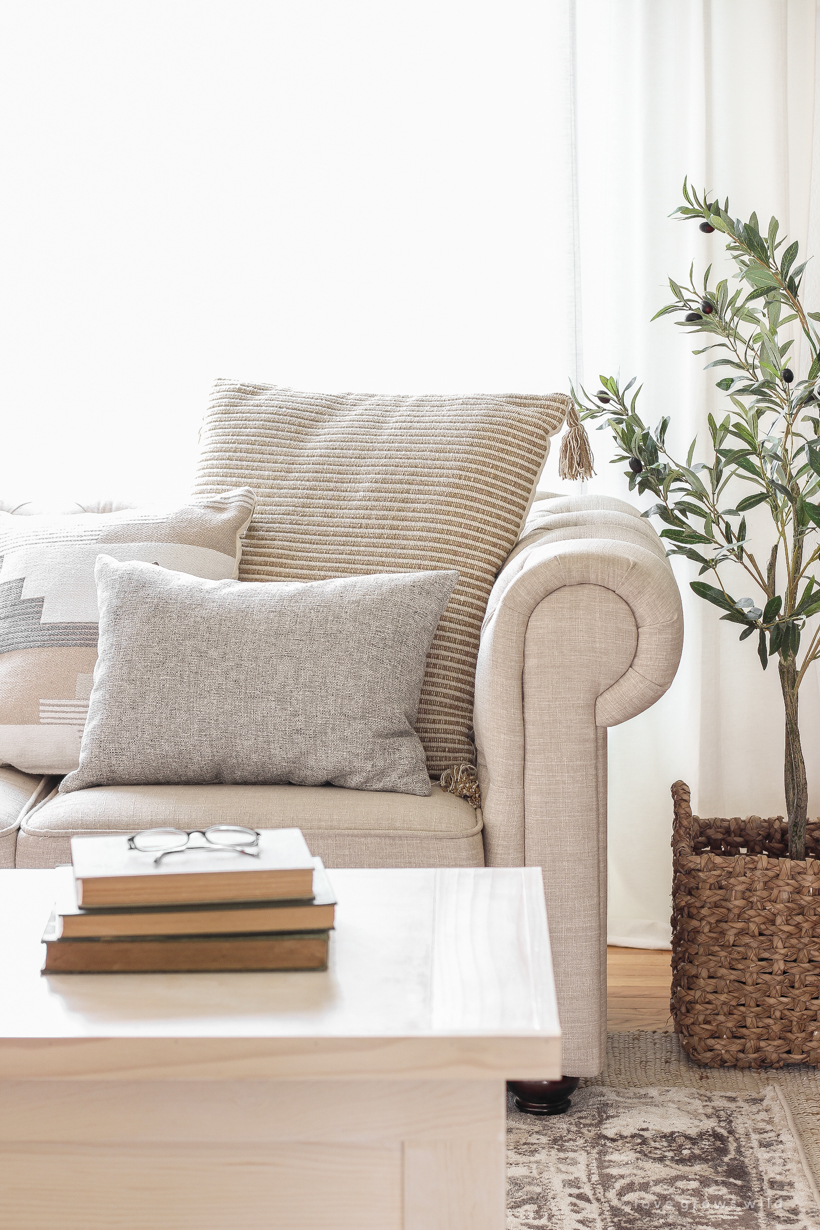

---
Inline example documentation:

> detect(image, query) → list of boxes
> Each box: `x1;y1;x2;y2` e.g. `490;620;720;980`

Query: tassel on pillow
558;400;595;481
440;764;481;809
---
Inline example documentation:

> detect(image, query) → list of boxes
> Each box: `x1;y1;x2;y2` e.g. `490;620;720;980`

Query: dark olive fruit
685;311;702;322
597;393;611;404
700;300;714;314
629;458;643;474
782;368;794;383
699;221;715;233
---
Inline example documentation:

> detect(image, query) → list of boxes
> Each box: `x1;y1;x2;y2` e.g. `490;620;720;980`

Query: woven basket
671;779;820;1068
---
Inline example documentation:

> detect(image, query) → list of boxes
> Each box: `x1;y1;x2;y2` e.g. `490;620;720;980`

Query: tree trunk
780;654;808;860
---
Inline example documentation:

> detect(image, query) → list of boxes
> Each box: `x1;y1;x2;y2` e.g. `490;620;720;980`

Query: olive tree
573;181;820;859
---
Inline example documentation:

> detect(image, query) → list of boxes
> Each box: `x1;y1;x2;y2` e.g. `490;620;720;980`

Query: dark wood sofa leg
507;1077;580;1115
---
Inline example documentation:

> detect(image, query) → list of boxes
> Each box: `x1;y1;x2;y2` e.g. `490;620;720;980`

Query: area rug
507;1032;820;1229
588;1031;820;1186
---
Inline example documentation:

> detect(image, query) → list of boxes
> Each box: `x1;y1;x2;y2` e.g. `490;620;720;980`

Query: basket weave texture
671;779;820;1068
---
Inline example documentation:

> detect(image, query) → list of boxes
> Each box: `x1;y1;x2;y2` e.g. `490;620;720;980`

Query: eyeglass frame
127;825;262;865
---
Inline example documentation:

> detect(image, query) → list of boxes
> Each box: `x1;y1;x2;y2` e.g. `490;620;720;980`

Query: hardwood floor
607;946;673;1032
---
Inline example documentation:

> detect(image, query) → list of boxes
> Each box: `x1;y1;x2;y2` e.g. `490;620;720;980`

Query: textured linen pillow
0;490;255;775
60;557;458;796
192;380;570;777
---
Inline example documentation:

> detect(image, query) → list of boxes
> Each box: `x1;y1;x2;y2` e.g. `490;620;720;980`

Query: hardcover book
70;827;315;908
54;858;335;938
41;922;329;973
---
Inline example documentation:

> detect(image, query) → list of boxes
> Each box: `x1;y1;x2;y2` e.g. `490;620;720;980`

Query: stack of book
42;828;335;973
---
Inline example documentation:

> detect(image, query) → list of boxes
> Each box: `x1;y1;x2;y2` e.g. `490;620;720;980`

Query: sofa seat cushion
0;765;46;868
16;782;485;870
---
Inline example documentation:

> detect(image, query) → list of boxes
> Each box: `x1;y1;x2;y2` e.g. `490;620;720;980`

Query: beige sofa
1;491;683;1078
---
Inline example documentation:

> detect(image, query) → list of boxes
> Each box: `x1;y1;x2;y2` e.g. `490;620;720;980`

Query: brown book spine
43;933;329;973
60;902;336;939
77;868;315;909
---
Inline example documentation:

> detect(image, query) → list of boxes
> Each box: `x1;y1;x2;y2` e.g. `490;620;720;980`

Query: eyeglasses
127;825;262;865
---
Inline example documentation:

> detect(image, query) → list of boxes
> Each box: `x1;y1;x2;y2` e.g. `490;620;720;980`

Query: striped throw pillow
193;381;568;777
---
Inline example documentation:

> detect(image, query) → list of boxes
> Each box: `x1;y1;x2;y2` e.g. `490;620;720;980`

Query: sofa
1;483;683;1079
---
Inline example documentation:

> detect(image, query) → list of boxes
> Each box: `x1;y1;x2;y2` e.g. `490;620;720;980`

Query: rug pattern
506;1033;820;1229
587;1031;820;1186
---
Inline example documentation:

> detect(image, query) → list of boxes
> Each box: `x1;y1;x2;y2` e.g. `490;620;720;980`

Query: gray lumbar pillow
60;557;458;796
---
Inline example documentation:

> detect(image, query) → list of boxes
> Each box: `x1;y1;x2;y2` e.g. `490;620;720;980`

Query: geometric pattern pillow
193;381;569;777
0;488;255;775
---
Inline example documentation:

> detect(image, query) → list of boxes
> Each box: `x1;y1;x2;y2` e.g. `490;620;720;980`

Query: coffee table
0;866;560;1230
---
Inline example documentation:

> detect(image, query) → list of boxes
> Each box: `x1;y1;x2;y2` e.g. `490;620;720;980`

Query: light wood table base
2;1078;506;1230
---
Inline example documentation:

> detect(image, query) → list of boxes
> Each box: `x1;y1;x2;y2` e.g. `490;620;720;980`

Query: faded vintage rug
507;1032;820;1229
588;1031;820;1186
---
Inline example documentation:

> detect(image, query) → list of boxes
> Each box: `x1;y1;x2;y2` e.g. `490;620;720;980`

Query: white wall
0;0;576;503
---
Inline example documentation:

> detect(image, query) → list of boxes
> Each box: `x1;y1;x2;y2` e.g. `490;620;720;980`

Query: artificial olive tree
574;181;820;859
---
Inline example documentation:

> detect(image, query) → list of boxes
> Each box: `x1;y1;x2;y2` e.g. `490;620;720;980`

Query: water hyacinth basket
671;779;820;1068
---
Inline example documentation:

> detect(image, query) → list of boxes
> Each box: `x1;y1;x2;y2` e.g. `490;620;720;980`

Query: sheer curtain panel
572;0;820;947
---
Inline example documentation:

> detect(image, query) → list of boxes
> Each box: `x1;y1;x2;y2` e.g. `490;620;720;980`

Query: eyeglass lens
131;828;189;852
130;826;259;852
204;825;259;847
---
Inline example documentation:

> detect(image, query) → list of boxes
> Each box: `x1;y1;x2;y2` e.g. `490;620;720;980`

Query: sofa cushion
0;765;42;827
192;380;569;777
60;559;457;797
0;765;46;868
16;782;485;869
0;489;256;777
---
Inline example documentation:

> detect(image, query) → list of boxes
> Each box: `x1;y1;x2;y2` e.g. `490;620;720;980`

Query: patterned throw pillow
193;381;569;777
0;489;256;775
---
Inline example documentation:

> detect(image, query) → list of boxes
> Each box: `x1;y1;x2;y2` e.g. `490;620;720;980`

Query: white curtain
553;0;820;947
4;0;820;949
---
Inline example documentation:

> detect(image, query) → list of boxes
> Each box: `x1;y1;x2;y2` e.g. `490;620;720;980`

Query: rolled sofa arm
473;493;683;1075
